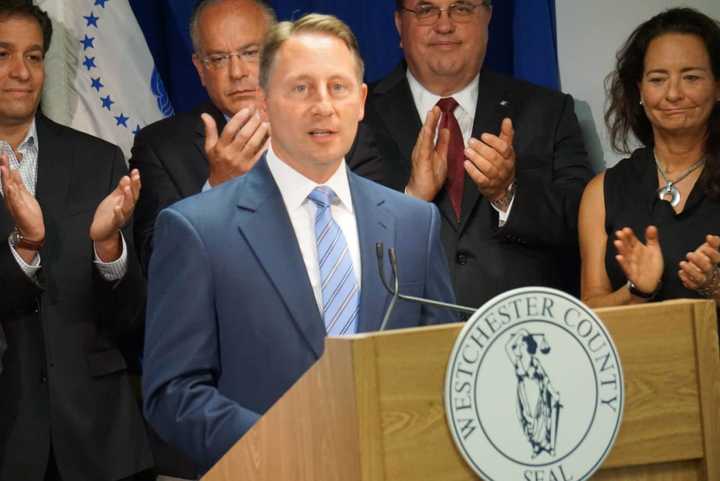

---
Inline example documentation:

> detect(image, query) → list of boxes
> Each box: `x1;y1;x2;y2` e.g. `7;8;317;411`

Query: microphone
376;242;477;331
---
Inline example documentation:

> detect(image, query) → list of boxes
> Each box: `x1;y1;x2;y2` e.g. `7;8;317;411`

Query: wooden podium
202;299;720;481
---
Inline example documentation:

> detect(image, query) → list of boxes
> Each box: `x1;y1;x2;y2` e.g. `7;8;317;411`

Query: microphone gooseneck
378;243;400;331
376;243;477;332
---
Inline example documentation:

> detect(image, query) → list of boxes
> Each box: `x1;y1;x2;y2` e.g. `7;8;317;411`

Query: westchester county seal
445;287;624;481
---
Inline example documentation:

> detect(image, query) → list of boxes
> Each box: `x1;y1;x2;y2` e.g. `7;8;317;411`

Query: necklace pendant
657;182;681;207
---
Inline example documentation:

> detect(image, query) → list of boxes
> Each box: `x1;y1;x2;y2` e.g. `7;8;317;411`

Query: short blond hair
259;13;365;89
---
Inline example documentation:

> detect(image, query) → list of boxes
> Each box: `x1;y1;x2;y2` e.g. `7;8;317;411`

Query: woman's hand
678;234;720;294
614;226;664;294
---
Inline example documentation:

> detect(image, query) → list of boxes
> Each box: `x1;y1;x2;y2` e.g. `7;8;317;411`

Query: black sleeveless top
603;148;720;301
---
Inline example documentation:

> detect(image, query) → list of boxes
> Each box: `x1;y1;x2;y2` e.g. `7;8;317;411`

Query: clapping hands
90;169;141;261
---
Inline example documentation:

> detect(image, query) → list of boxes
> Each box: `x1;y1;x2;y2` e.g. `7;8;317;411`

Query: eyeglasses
400;1;490;25
198;47;260;70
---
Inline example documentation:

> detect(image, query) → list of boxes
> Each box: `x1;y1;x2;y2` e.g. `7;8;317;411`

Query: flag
129;0;206;114
35;0;174;159
512;0;560;90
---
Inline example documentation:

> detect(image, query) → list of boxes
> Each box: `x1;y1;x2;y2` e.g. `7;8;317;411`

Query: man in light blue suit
142;13;457;474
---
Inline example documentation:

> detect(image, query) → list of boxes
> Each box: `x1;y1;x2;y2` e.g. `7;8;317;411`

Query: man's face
0;15;44;127
263;33;367;181
192;0;268;117
395;0;491;95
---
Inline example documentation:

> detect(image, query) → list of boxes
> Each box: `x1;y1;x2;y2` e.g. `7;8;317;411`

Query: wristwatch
9;227;44;251
490;180;516;212
626;280;659;300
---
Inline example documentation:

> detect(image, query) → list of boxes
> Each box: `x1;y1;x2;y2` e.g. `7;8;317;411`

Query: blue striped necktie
308;186;359;336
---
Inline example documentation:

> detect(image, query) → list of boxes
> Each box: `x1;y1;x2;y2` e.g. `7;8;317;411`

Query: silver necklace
654;152;705;207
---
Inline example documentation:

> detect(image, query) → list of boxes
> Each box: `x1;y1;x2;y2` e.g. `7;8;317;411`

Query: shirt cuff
403;184;514;225
94;232;128;281
8;237;41;280
491;193;516;227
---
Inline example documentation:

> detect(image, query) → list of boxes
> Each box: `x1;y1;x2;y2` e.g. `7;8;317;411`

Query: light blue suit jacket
142;158;456;473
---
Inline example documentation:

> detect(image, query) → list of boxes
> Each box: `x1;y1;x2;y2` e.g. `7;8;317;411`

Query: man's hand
90;169;141;262
0;153;45;262
406;106;450;201
202;107;270;187
464;117;516;205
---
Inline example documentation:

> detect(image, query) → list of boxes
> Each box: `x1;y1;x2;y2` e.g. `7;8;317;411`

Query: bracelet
697;265;720;298
627;280;660;300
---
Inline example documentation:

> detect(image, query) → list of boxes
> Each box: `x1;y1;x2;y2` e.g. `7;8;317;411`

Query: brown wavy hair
605;7;720;199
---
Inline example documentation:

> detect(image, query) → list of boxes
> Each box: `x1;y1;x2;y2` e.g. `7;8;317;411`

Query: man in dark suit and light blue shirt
0;3;151;480
142;13;457;474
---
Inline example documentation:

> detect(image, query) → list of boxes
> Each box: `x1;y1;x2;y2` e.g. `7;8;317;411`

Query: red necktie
436;97;464;220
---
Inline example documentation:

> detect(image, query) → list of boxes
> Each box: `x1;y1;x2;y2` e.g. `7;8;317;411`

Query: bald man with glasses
129;0;385;276
351;0;593;309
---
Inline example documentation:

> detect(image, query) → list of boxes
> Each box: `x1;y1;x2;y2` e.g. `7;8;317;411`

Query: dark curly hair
0;1;53;54
0;0;52;54
605;7;720;199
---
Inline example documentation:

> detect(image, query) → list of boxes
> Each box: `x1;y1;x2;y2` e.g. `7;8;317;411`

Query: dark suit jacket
130;102;223;276
352;65;592;308
0;116;152;481
130;102;384;276
142;157;457;473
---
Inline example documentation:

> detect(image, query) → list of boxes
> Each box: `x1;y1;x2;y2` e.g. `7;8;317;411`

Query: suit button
40;376;47;384
456;253;468;265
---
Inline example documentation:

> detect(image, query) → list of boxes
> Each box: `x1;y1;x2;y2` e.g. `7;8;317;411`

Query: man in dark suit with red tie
352;0;593;308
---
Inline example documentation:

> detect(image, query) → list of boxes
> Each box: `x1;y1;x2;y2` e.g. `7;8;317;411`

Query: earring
639;98;644;105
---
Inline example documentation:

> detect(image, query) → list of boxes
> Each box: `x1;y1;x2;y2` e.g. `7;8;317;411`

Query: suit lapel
35;116;73;221
373;65;423;172
350;174;394;333
235;159;326;358
374;66;458;227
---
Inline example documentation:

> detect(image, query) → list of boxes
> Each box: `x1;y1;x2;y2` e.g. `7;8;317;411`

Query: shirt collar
265;143;354;214
406;70;479;120
19;119;37;152
0;119;36;163
1;118;37;153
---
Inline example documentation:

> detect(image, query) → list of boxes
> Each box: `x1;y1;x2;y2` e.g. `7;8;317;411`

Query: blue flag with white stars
35;0;173;159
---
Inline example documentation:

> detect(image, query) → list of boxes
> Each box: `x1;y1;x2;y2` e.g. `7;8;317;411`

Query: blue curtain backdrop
129;0;559;114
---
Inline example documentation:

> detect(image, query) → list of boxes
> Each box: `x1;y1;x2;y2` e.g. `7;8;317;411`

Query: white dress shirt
266;144;362;312
1;119;127;282
406;71;514;223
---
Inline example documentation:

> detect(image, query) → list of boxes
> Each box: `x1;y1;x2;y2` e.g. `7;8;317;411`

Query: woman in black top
579;7;720;307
